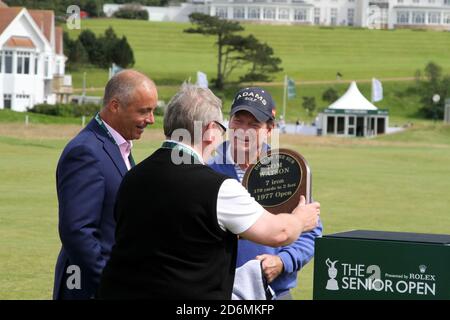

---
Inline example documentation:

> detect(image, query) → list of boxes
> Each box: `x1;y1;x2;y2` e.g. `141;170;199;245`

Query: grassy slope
65;20;450;84
63;19;448;123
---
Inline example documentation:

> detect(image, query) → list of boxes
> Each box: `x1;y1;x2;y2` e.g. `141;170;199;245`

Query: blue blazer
53;118;128;299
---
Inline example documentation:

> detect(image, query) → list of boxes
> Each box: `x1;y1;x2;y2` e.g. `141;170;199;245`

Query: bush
28;103;100;117
114;6;149;20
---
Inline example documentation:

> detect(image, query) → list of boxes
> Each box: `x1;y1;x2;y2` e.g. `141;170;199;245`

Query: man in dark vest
98;84;320;300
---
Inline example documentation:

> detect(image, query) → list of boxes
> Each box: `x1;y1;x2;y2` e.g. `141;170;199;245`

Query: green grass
0;109;83;125
65;19;450;86
63;19;448;123
1;124;449;300
0;109;165;129
39;80;426;124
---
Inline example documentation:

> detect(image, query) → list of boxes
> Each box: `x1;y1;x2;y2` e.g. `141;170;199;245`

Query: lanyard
161;141;202;164
94;113;135;167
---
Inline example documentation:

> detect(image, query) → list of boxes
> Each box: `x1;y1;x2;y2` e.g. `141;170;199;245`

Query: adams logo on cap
233;90;268;106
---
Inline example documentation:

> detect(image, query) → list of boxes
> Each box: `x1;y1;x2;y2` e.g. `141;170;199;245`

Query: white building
208;0;450;29
103;2;208;22
105;1;450;30
317;81;389;137
0;6;71;112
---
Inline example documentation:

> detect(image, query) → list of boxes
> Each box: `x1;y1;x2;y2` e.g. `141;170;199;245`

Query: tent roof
328;81;378;111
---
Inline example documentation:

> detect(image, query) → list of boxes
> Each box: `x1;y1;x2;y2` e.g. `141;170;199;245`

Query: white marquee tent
317;81;389;137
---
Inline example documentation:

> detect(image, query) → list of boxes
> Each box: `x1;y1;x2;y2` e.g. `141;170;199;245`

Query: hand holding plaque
242;148;312;214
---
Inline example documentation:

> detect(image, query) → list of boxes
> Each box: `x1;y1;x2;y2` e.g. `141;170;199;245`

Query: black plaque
242;148;311;214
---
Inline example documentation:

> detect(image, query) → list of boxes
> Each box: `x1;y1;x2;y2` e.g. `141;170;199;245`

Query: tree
99;26;119;68
238;35;283;83
322;87;339;104
415;62;448;120
79;29;104;66
72;27;135;69
184;14;282;88
184;13;244;89
302;96;316;117
64;31;88;66
111;36;135;68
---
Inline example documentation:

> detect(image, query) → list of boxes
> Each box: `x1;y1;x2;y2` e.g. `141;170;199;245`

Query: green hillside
63;19;450;123
65;19;450;85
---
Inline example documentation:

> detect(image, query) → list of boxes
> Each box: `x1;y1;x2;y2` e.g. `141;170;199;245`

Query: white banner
196;71;208;89
372;78;383;102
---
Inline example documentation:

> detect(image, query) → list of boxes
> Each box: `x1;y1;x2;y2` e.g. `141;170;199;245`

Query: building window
3;94;12;109
413;0;419;3
349;116;355;126
233;7;245;19
4;51;13;74
314;8;320;24
337;116;345;134
216;7;227;19
444;13;450;23
327;116;335;134
294;9;307;21
35;57;38;75
397;11;409;24
397;0;404;3
248;7;260;19
428;12;440;24
412;12;425;24
45;57;49;77
348;8;355;26
278;8;290;20
17;55;23;74
445;0;450;5
17;52;31;74
263;8;276;20
25;56;30;74
330;8;338;26
428;0;435;4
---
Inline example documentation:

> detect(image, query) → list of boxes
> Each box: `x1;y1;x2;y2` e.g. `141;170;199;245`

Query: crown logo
419;265;427;273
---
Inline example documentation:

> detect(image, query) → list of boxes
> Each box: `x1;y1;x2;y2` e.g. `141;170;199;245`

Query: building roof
0;7;58;52
55;26;63;55
28;9;54;45
328;81;378;111
5;35;35;48
0;7;22;35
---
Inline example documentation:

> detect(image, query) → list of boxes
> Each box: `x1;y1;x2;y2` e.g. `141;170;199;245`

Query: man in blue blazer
53;70;158;299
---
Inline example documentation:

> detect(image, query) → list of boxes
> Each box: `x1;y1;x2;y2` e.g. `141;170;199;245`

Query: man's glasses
213;121;227;136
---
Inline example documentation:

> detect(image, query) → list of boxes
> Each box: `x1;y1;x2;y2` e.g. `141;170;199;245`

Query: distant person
98;84;320;299
296;119;301;133
209;87;323;299
53;70;158;299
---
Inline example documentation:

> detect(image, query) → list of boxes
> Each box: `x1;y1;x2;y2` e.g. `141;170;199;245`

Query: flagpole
283;75;287;120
